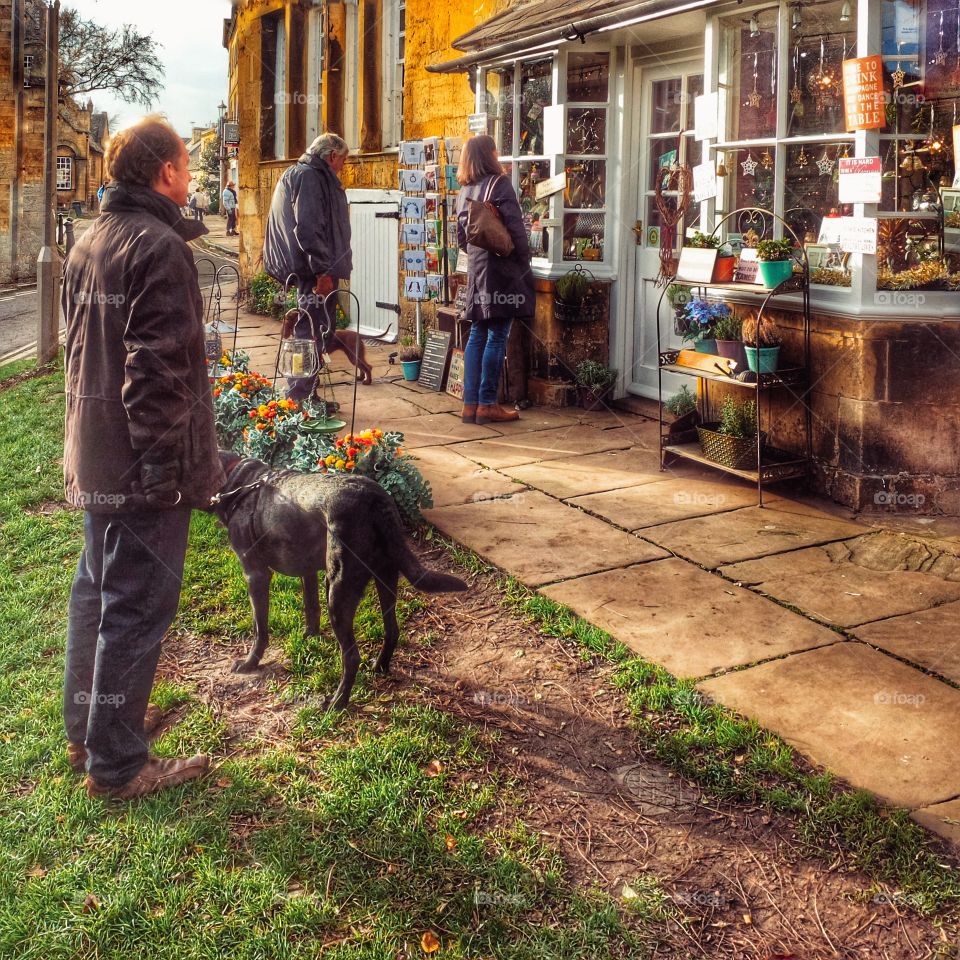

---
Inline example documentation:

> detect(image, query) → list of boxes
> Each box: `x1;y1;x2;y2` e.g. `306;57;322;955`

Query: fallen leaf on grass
214;778;233;789
742;913;753;924
420;930;441;953
444;835;457;851
82;893;101;913
621;883;638;900
25;865;47;879
423;760;443;778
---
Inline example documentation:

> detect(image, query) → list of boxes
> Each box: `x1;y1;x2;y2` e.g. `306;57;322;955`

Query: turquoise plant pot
757;259;794;289
745;345;780;373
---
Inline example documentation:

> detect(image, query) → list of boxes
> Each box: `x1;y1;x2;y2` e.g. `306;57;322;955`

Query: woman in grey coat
455;135;535;425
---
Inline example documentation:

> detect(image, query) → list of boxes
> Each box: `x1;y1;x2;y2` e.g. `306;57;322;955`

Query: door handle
632;220;643;245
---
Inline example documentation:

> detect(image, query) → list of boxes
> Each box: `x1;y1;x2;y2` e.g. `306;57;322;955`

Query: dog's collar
209;478;264;509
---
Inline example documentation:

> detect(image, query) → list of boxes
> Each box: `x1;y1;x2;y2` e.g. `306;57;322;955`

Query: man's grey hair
307;133;349;160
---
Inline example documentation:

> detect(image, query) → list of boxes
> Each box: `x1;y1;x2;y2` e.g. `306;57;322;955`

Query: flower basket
696;422;766;470
553;297;604;324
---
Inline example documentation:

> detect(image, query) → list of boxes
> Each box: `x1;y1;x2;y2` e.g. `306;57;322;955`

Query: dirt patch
0;362;58;395
159;543;956;959
24;499;68;516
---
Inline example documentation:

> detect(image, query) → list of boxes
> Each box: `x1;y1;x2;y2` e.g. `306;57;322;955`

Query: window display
719;5;778;141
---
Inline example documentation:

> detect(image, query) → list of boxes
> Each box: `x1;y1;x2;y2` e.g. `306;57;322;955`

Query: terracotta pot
577;385;610;411
712;256;736;283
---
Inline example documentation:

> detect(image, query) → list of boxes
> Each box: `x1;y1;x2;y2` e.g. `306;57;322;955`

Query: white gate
346;188;400;341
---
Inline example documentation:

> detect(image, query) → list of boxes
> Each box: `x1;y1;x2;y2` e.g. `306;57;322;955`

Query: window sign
842;56;885;131
839;157;882;203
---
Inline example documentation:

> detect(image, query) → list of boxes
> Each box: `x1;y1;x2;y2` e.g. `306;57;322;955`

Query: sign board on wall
222;122;240;145
535;172;566;201
693;92;719;141
838;157;882;203
842;56;886;131
692;161;717;202
838;216;878;254
467;113;488;134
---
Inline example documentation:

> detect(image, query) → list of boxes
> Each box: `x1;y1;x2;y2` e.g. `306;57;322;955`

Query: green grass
0;360;671;958
501;578;960;919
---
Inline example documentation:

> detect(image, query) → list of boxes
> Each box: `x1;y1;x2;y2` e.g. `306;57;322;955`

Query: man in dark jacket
263;132;352;401
62;115;225;800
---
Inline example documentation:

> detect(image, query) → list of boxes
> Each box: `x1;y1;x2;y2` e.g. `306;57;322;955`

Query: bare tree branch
58;6;165;107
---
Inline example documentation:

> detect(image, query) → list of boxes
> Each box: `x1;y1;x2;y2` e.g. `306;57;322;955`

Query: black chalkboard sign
417;331;452;392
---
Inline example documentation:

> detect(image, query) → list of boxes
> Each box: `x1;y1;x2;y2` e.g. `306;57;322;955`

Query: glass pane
783;142;846;242
719;6;779;140
562;211;605;261
567;51;609;102
879;138;951;212
519;58;552;155
686;74;704;129
721;148;776;238
652;78;682;134
517;160;551;256
877;217;942;279
567;107;606;154
684;134;703;168
648;139;680;190
487;68;514;154
564;159;606;208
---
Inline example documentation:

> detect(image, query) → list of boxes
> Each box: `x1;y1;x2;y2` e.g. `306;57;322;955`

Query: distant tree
58;6;164;106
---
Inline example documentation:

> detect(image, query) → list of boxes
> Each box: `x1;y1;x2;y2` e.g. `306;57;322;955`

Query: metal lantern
203;320;223;364
277;307;320;379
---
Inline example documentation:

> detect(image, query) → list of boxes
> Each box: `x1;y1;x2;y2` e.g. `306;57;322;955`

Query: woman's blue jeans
463;318;512;406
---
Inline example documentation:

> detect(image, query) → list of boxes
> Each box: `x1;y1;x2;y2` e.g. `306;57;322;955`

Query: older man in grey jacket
263;132;352;401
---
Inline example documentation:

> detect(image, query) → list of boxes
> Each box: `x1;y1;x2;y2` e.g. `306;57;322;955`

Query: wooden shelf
659;357;807;390
662;441;809;484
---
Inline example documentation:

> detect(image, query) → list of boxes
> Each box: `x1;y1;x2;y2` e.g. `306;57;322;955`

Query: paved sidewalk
199;214;240;259
233;307;960;850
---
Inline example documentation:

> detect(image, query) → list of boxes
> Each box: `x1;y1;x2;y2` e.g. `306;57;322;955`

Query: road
0;245;238;361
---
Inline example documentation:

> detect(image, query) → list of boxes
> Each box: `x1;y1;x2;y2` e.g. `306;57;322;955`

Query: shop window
563;51;612;261
719;5;779;141
259;12;286;160
56;156;73;191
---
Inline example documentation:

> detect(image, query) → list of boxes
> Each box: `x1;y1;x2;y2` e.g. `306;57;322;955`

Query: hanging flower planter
553;264;603;324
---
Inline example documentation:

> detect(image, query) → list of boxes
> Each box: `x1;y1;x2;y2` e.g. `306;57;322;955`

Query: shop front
430;0;960;514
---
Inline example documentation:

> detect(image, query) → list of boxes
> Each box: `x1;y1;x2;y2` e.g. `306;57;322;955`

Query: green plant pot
695;338;718;354
401;360;421;381
745;345;780;373
757;259;794;289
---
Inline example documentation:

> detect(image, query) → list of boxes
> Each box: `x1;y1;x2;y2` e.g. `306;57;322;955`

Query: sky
66;0;230;139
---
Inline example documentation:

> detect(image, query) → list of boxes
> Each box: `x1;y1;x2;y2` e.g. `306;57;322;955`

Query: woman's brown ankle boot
476;404;520;424
461;404;477;423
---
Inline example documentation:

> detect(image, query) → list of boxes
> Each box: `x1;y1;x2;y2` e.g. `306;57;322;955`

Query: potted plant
574;359;617;410
685;231;736;282
741;313;782;373
681;299;732;354
554;267;601;324
666;283;693;336
398;338;423;381
711;311;747;370
755;238;795;289
696;396;765;470
664;384;700;436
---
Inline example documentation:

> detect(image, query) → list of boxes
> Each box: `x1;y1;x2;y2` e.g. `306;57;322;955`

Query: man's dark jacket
456;175;535;322
262;152;352;283
62;182;226;513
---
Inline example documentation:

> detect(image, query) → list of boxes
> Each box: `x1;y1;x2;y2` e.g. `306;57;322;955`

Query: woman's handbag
465;175;515;257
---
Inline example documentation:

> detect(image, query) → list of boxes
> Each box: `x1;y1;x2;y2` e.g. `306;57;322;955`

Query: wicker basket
553;297;604;324
696;422;766;470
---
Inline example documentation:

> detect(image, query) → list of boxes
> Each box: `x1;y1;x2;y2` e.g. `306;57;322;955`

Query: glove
138;447;182;508
313;275;336;296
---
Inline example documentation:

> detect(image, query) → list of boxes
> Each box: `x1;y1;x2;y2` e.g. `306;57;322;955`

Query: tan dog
283;308;374;384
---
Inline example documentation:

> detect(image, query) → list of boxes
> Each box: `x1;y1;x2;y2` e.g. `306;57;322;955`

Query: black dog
209;451;467;709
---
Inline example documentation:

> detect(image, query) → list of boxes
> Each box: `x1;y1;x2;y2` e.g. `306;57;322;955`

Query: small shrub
718;396;758;440
575;359;617;393
665;385;697;418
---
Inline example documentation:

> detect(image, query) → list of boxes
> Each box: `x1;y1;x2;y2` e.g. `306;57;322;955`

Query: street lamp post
217;101;227;203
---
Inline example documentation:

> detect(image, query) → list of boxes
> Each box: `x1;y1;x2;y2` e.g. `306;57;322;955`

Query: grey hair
307;132;349;160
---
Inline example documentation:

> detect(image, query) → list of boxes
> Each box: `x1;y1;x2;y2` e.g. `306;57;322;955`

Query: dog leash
209;479;263;508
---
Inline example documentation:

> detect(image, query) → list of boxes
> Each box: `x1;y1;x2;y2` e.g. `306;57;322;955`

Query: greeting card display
444;137;463;164
401;196;425;220
424;193;440;217
399;169;426;192
400;140;425;165
402;249;427;272
424;165;439;191
444;165;459;192
425;220;440;245
426;275;444;300
404;276;428;301
423;137;440;164
425;246;440;272
400;223;425;245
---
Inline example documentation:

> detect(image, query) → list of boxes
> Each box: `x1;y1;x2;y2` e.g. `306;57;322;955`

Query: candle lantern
276;308;320;380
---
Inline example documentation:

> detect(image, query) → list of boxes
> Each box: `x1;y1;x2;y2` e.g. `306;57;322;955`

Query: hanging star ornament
741;153;758;176
935;48;948;66
749;89;762;108
817;152;835;175
892;66;906;88
790;84;802;103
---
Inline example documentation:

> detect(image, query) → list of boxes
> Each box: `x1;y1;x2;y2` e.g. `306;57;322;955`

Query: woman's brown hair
456;135;504;186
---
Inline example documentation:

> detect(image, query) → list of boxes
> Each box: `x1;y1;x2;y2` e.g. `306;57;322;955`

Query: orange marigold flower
347;446;358;458
213;389;221;397
255;423;266;431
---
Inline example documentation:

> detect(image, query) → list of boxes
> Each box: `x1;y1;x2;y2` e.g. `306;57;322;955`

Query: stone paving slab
411;446;523;508
450;424;638;469
376;413;501;449
853;600;960;684
719;547;960;628
501;447;663;499
641;505;867;569
334;393;426;423
541;559;837;677
393;384;463;414
699;642;960;809
571;476;775;530
425;491;667;586
911;798;960;849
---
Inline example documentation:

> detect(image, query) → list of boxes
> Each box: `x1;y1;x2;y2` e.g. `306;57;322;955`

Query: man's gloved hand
138;447;182;507
313;275;336;296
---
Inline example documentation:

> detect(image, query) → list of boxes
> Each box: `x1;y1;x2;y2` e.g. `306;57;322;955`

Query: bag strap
482;174;500;204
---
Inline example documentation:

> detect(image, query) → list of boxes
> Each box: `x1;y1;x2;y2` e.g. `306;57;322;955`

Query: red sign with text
842;56;886;131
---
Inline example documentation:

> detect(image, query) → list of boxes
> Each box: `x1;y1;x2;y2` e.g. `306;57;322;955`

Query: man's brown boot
85;754;209;800
68;703;166;773
476;404;520;425
461;404;477;423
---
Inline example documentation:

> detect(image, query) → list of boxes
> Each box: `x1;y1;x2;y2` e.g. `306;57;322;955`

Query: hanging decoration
790;45;803;104
760;147;774;169
796;145;810;168
653;133;692;284
741;152;758;176
749;53;763;108
892;41;906;89
807;37;836;113
816;147;835;175
934;10;947;66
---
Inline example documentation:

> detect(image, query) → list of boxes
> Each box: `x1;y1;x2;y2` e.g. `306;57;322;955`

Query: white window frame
382;0;405;149
344;0;359;151
305;6;324;146
56;156;73;191
273;16;288;160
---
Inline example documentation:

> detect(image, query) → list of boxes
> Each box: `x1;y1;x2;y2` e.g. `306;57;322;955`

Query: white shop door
346;188;401;341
